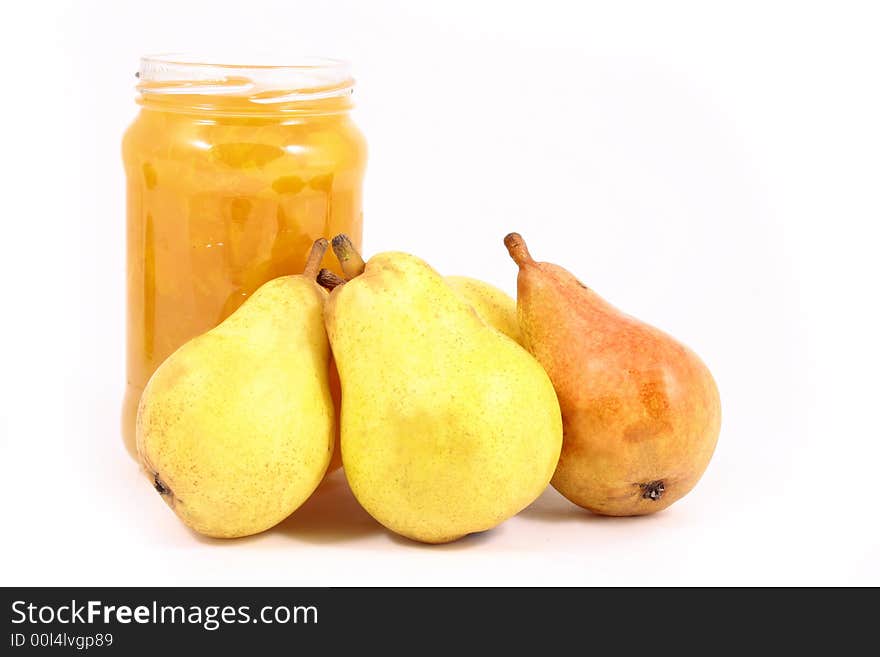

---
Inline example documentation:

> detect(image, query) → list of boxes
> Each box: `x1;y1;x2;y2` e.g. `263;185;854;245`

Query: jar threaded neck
136;54;354;116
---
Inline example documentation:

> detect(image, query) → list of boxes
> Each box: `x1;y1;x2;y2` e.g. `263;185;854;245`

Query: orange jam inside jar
122;55;366;457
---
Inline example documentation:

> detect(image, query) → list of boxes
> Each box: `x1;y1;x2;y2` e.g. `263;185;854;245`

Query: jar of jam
122;55;366;457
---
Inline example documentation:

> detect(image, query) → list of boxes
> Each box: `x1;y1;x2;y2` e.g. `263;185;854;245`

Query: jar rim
140;53;351;71
137;53;354;103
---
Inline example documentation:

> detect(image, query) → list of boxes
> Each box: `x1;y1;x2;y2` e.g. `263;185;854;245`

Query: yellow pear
136;240;335;538
445;276;522;345
322;238;563;544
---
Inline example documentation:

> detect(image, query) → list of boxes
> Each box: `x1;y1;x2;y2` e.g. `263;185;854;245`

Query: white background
1;0;878;586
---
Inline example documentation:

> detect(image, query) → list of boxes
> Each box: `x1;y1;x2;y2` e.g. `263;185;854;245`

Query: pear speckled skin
445;276;523;345
136;275;335;538
506;234;721;516
325;252;563;544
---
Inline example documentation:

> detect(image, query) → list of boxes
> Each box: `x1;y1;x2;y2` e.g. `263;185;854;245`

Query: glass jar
122;55;366;458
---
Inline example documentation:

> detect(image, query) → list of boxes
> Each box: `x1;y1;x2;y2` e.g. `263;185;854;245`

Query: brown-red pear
504;233;721;516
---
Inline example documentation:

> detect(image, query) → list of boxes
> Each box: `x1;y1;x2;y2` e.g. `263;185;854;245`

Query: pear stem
317;268;346;291
331;234;366;279
504;232;534;267
303;238;330;280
